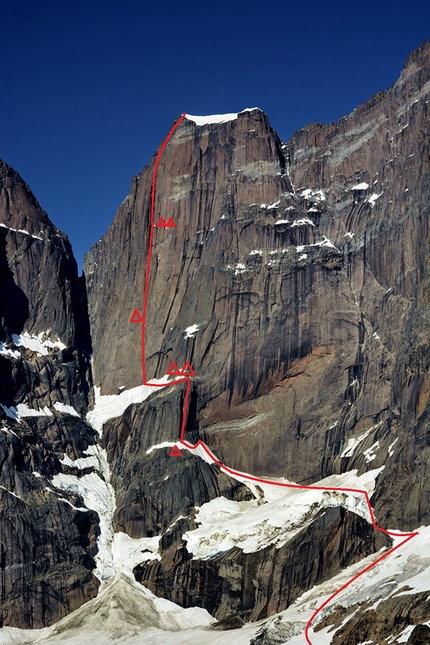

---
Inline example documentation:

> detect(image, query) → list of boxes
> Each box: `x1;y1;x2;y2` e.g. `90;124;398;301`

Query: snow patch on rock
11;331;66;356
184;468;384;559
87;379;170;434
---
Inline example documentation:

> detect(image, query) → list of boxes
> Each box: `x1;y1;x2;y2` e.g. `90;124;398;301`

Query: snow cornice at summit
185;108;262;126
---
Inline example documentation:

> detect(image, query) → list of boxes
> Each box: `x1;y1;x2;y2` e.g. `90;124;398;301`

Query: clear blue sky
1;0;429;271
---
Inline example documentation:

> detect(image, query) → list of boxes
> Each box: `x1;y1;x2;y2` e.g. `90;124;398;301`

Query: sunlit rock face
86;42;430;525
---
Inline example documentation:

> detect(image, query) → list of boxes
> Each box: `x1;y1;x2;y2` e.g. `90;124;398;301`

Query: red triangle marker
167;361;182;375
156;216;167;227
180;361;195;376
166;217;176;228
130;309;144;323
169;445;183;457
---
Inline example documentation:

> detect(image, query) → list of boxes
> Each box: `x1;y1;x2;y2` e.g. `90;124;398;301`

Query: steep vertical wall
0;160;99;627
85;43;430;531
0;41;429;636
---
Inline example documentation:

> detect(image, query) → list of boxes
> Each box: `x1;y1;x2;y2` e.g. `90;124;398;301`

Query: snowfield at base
185;108;261;126
0;574;217;645
2;527;428;645
184;467;384;558
86;378;170;433
351;182;369;190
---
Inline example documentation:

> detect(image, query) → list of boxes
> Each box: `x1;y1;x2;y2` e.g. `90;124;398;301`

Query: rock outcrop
315;588;430;645
85;41;430;524
134;506;390;621
102;384;255;537
0;160;100;627
82;41;430;639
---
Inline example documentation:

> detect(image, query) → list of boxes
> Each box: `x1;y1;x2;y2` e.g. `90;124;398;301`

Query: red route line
141;112;187;385
136;114;418;645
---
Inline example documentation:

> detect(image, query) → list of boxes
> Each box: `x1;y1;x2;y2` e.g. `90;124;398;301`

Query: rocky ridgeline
0;41;429;641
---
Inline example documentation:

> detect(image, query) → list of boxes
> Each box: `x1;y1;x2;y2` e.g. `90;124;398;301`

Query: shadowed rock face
0;161;91;357
102;384;255;538
86;42;430;530
0;161;99;627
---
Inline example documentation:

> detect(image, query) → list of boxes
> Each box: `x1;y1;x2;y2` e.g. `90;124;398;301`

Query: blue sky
1;0;429;271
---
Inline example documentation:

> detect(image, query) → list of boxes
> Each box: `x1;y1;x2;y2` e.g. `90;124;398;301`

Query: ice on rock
186;112;239;125
1;403;53;422
300;188;326;201
111;532;160;574
368;192;383;206
145;441;176;455
59;453;100;470
388;437;399;456
0;342;20;359
0;222;43;240
340;428;374;458
291;218;315;227
363;441;380;463
183;468;384;559
52;454;117;582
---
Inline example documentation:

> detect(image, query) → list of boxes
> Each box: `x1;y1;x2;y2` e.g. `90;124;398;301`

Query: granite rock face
86;42;430;524
81;42;430;638
0;161;100;627
1;42;430;642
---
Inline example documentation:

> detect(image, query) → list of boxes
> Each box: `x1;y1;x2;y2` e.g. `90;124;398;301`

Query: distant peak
185;108;262;126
